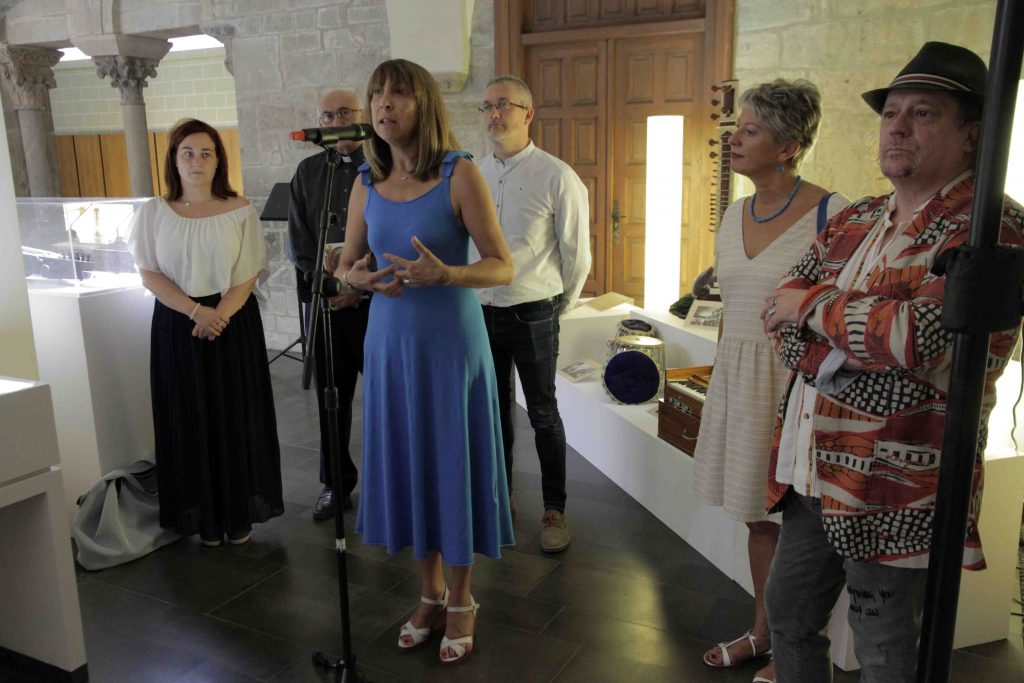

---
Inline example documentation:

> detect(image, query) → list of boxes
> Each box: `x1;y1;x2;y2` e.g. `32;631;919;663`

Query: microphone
290;123;374;145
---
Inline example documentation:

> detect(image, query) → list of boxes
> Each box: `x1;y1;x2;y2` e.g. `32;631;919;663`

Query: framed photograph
559;358;603;383
684;300;723;329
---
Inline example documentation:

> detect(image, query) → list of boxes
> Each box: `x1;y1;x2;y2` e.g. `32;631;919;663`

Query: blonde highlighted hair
738;79;822;168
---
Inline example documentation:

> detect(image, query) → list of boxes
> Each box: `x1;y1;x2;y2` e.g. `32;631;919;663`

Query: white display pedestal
532;303;1024;671
27;283;154;524
0;377;87;680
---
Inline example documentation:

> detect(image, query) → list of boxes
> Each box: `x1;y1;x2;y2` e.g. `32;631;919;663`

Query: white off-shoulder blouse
128;197;268;298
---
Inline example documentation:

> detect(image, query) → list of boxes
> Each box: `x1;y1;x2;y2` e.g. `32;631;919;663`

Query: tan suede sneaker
540;510;570;552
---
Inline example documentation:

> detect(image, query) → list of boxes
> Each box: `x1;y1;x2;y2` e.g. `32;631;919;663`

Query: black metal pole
301;151;339;391
304;149;369;682
314;263;362;682
917;3;1024;681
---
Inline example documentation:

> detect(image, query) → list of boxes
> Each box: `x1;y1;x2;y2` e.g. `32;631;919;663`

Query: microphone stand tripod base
311;651;371;682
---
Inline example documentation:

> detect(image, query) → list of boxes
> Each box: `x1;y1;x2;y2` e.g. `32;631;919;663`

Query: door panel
153;131;170;196
524;0;703;31
526;41;607;296
220;128;244;195
610;32;707;305
73;135;106;197
56;136;79;197
99;133;132;197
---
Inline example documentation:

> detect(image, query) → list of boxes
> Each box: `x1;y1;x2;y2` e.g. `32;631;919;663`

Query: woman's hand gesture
346;252;401;297
386;236;451;290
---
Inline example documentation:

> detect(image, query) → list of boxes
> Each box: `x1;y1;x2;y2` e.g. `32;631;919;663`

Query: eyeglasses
320;108;362;124
477;101;529;114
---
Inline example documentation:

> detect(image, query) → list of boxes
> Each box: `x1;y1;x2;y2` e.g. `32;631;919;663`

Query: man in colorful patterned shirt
759;41;1024;682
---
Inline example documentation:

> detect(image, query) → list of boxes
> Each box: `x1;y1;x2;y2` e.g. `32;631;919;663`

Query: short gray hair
738;79;822;168
486;75;533;108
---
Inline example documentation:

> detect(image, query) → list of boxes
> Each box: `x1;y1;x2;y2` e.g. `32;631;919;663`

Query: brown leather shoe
540;509;570;552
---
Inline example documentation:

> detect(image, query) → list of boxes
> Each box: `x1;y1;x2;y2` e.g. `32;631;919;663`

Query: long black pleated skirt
150;293;284;539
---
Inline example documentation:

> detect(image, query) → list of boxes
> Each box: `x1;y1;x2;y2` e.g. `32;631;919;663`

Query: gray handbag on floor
72;459;180;571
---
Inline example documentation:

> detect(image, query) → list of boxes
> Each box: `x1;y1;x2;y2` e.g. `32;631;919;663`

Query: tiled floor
7;357;1024;682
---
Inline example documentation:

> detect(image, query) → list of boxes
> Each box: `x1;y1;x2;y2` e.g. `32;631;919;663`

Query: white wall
0;101;39;380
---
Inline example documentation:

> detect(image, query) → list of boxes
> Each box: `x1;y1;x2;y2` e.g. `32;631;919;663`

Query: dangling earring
775;163;784;173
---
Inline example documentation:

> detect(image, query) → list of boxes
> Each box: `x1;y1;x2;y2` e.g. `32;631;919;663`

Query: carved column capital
0;45;61;109
93;55;159;105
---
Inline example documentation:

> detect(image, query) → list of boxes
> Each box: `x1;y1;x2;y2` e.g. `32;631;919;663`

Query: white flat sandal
397;586;449;651
439;599;479;664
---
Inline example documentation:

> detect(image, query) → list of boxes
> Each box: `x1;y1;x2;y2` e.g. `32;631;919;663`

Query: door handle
612;199;625;245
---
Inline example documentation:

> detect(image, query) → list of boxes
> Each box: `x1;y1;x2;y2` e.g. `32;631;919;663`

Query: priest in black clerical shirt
286;89;369;520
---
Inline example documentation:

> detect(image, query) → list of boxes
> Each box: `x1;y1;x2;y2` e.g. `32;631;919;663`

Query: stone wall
17;1;1005;350
732;0;998;201
51;47;237;134
204;0;494;351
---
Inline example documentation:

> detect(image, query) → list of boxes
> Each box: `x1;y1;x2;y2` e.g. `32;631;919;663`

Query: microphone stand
917;3;1024;681
303;147;369;683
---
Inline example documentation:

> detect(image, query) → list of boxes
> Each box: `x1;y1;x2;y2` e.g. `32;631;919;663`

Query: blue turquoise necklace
749;176;802;223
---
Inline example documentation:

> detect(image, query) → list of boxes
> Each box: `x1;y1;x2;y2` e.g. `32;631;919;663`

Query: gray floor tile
4;359;1013;683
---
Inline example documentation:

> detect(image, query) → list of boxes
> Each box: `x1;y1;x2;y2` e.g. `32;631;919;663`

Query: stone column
0;46;61;197
93;55;159;197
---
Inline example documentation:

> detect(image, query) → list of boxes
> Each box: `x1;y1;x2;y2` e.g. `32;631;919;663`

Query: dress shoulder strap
817;192;836;234
441;150;473;178
357;161;372;187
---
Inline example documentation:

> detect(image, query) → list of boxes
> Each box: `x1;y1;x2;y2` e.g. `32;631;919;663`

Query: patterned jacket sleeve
770;216;843;381
797;200;1024;373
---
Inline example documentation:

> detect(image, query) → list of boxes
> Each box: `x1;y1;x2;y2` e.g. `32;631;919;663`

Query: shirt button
803;413;810;419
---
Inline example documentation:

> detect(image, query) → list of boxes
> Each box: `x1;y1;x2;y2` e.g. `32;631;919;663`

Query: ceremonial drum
602;335;666;404
616;318;659;339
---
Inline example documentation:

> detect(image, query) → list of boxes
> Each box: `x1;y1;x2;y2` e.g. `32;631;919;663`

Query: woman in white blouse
129;118;283;547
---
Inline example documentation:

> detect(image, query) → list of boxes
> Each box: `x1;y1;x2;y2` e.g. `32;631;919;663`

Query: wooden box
657;365;712;455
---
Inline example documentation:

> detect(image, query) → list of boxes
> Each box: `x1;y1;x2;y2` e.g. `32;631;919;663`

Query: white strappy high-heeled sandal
702;629;772;668
439;599;479;664
397;586;449;651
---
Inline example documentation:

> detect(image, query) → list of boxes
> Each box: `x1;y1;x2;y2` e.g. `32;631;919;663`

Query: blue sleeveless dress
355;151;514;564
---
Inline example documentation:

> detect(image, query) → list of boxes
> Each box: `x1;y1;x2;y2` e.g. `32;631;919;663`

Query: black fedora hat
862;41;987;114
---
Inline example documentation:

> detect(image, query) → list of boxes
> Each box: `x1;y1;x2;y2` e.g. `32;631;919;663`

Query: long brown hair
163;118;238;200
363;59;460;183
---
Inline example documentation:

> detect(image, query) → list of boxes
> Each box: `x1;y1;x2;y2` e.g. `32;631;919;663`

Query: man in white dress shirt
475;75;591;552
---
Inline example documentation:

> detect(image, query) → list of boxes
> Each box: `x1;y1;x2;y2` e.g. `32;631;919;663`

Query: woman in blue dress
335;59;515;665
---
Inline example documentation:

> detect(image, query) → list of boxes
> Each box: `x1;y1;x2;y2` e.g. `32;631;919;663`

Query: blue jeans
482;298;567;512
765;492;928;683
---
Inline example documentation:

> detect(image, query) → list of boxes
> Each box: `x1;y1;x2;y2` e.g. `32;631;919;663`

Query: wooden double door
523;30;716;304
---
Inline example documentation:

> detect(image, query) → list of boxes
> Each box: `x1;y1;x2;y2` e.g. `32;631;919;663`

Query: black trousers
482;297;567;512
306;300;370;495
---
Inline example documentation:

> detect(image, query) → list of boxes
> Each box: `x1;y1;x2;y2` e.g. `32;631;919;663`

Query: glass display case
18;197;149;290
